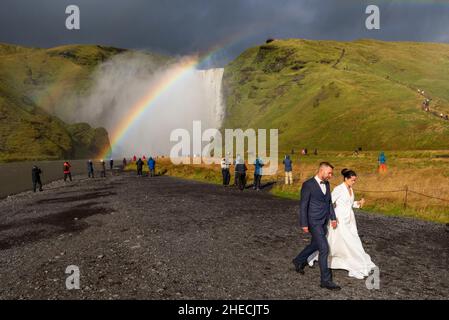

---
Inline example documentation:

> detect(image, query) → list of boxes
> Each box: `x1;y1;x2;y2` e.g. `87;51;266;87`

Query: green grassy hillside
0;43;170;161
0;43;122;161
222;39;449;151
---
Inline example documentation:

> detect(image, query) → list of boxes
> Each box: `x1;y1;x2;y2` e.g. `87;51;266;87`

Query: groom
292;162;341;290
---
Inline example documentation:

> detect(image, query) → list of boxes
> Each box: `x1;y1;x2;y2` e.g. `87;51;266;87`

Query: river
0;159;121;198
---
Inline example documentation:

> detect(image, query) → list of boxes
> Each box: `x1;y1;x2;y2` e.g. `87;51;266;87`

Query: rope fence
326;181;449;209
271;174;449;211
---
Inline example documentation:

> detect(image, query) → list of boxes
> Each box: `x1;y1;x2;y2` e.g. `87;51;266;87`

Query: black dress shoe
320;281;341;290
292;260;308;274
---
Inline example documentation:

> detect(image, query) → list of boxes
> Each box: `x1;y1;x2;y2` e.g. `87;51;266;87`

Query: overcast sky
1;0;449;66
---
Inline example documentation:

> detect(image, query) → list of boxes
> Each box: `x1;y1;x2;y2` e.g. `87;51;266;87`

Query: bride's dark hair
341;168;357;180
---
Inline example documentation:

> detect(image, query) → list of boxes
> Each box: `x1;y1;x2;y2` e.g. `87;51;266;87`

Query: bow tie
320;181;326;184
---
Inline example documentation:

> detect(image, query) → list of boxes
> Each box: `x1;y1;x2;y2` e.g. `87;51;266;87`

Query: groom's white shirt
314;175;326;195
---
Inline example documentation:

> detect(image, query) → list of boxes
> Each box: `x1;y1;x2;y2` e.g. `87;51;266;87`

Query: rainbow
98;28;262;160
98;56;199;159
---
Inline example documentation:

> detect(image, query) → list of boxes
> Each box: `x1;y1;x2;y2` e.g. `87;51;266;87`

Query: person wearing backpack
148;157;156;177
32;165;43;192
253;157;264;191
63;161;72;182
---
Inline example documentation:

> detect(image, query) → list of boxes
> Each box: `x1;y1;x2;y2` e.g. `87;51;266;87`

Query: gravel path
0;173;447;299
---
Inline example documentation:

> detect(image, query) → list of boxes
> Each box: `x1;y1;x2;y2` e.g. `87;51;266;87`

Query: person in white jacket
220;157;231;186
308;168;376;279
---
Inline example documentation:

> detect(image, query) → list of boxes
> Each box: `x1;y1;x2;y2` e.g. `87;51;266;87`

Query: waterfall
195;68;225;128
73;53;226;158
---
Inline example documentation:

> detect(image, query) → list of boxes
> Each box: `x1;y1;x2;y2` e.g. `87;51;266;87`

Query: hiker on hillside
283;155;293;185
32;165;43;192
378;152;387;173
235;157;248;191
136;158;144;176
87;160;94;178
63;161;72;182
100;160;106;178
253;157;264;191
220;157;231;186
109;158;114;170
148;157;156;177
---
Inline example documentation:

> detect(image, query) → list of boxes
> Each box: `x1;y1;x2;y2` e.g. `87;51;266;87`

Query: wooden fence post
404;185;409;210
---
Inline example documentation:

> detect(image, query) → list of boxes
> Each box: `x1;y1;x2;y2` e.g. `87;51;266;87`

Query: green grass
125;151;449;224
223;39;449;151
0;42;171;162
0;43;125;161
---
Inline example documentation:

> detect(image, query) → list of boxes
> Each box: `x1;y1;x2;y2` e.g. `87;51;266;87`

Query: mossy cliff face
0;44;122;161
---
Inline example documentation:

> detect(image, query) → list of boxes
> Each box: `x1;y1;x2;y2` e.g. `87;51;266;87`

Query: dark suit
293;177;336;284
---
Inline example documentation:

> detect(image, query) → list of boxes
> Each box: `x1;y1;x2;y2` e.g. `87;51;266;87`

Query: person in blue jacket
148;157;156;177
283;155;293;185
253;157;264;191
378;152;387;173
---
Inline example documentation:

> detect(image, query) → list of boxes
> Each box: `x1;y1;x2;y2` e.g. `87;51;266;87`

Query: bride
308;168;376;279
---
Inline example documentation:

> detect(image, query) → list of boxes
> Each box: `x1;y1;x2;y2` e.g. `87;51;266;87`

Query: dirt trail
0;173;447;299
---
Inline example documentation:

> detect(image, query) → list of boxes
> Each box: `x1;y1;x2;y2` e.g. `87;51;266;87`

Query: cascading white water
195;68;225;127
72;53;226;158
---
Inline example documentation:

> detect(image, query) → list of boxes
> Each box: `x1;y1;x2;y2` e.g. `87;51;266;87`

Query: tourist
378;152;387;173
253;157;264;191
87;160;94;178
136;158;144;176
32;165;43;192
283;155;293;185
63;161;72;182
148;157;156;177
100;160;106;178
235;157;247;191
220;157;231;186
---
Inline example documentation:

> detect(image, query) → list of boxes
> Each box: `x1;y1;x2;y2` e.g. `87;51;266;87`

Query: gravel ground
0;172;447;299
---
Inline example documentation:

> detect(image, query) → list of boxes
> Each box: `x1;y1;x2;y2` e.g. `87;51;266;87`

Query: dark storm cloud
1;0;449;65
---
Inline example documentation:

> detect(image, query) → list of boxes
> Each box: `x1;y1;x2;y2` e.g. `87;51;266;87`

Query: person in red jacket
63;161;72;182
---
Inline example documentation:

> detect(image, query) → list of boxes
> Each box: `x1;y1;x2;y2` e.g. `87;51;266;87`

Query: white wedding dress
308;183;377;279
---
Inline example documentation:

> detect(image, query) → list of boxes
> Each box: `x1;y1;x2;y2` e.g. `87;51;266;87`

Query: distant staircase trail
330;49;447;122
418;92;449;121
362;72;448;122
332;48;345;68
